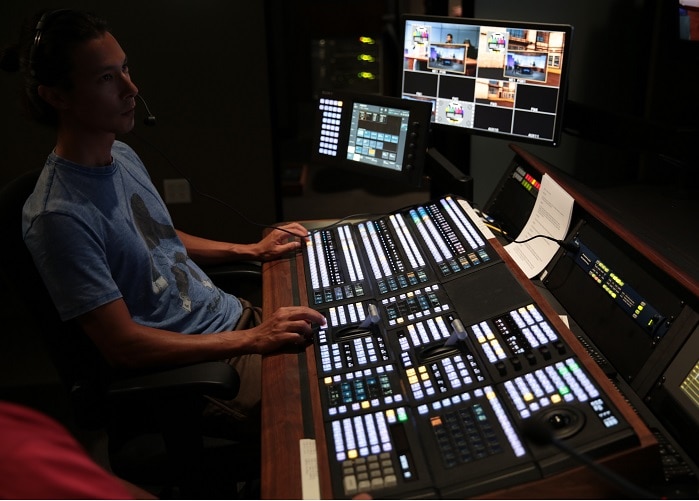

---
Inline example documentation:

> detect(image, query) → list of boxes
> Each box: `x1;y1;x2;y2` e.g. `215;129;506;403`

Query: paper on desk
504;174;574;279
299;438;320;499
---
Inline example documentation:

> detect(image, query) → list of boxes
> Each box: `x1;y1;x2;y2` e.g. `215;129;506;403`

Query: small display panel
401;15;573;146
680;361;699;407
347;102;409;171
313;90;433;187
653;325;699;469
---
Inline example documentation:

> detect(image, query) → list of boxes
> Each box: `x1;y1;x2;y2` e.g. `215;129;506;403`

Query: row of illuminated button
508;304;559;347
503;358;600;419
426;203;467;256
359;221;394;279
337;224;363;283
409;206;454;266
318;331;389;374
306;232;334;289
382;285;447;326
590;397;620;428
441;197;487;249
326;302;368;328
306;225;363;292
402;315;453;347
375;269;429;296
323;365;405;416
330;407;409;462
405;353;481;401
472;320;506;364
318;100;342;158
312;284;367;305
389;213;426;270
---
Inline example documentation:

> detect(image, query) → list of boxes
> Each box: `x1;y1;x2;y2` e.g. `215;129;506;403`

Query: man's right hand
242;306;326;354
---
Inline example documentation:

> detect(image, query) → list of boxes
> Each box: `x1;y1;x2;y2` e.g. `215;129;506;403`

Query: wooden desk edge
261;252;333;499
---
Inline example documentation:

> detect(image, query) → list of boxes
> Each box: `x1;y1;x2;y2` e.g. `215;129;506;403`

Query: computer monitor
312;90;433;187
650;324;699;467
400;14;573;147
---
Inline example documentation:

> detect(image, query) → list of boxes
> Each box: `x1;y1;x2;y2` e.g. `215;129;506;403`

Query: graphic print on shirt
130;193;214;312
172;251;214;312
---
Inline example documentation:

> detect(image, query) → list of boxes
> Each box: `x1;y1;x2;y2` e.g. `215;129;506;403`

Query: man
3;9;325;434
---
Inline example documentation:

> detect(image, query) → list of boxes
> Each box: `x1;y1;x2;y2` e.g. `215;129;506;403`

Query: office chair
0;169;262;498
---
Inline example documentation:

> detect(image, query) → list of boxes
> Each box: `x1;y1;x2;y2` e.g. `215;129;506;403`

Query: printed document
504;174;574;278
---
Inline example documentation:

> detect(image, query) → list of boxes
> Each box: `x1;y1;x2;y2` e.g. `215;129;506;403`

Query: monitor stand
425;147;474;201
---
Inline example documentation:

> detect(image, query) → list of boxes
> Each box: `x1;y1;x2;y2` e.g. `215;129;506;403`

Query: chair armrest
107;361;240;402
203;260;262;273
71;361;240;430
203;261;262;282
67;263;259;427
203;261;262;304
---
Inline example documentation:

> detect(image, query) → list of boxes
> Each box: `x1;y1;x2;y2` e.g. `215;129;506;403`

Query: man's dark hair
0;9;110;127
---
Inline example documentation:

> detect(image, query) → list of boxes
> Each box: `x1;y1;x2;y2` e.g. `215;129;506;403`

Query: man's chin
116;118;136;135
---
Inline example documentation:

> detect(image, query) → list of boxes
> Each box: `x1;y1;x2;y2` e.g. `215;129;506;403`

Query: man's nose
120;73;138;97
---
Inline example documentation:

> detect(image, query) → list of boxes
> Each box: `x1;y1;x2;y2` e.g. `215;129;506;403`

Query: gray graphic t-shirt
22;140;241;334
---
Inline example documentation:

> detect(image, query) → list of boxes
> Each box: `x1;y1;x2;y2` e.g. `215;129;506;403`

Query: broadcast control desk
259;182;663;499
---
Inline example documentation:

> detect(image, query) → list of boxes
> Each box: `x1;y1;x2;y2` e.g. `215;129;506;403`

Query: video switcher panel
302;196;639;498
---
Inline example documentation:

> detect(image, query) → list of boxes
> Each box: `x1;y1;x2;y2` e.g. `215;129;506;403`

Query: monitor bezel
400;14;574;147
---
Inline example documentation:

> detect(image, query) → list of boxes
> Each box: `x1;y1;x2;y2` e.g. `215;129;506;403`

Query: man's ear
37;85;69;110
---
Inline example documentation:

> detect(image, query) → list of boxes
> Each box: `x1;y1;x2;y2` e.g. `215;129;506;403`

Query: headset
29;9;71;77
29;8;157;126
29;10;308;236
137;95;157;126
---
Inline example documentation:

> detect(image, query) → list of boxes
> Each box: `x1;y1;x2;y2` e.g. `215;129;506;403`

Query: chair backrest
0;170;112;428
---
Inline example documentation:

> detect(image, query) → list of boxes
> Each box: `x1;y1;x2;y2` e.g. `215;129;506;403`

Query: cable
129;130;308;239
130;130;438;238
308;213;387;232
474;210;579;254
129;133;579;254
309;196;440;233
130;130;424;240
511;234;580;253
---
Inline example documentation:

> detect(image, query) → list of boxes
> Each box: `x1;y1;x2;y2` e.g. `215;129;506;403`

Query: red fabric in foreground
0;401;134;499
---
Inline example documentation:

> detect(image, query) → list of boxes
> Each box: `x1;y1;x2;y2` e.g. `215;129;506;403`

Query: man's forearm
176;229;258;263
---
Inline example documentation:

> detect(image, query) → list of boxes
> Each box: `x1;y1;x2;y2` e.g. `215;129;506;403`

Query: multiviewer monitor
312;90;433;187
401;14;573;146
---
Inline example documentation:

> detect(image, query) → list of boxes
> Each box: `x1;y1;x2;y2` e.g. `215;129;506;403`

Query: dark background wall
1;0;276;244
2;0;696;236
1;0;697;466
265;0;697;208
469;0;697;205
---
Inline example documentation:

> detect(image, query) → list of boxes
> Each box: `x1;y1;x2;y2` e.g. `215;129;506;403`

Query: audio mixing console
302;196;639;498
